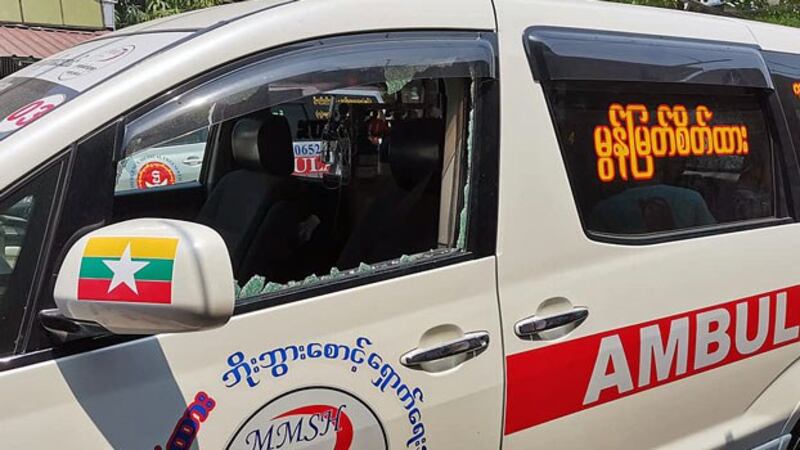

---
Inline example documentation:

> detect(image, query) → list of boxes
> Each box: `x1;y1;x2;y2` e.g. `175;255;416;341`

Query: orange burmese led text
593;103;750;183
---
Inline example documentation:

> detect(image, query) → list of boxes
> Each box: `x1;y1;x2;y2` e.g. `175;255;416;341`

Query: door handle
400;331;489;369
515;307;588;339
182;155;202;166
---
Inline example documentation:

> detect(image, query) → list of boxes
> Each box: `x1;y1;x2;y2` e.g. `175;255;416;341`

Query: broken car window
115;35;494;304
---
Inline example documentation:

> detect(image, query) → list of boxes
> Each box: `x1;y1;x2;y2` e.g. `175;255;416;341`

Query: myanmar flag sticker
78;237;179;304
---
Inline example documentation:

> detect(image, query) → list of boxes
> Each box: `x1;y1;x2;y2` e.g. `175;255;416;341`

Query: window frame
0;31;500;371
118;30;499;313
763;50;800;202
113;126;213;195
0;155;67;356
525;26;800;245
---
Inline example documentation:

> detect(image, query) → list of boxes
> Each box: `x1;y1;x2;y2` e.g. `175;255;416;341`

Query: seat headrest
231;115;294;176
389;119;444;190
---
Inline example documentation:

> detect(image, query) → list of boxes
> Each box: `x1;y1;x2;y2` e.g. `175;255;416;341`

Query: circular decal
136;161;177;189
85;45;135;63
227;387;387;450
0;94;66;133
58;45;135;81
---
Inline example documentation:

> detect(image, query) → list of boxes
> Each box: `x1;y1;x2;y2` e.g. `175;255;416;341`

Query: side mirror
46;218;234;337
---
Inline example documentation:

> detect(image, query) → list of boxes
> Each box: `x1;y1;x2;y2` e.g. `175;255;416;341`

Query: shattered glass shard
385;66;417;95
303;274;321;285
262;281;286;294
239;275;266;298
457;79;477;250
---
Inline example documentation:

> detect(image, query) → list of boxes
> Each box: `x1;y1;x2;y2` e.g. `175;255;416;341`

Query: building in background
0;0;114;78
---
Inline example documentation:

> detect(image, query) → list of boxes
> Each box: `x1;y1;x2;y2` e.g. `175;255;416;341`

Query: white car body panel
494;1;800;449
0;259;503;449
0;0;798;449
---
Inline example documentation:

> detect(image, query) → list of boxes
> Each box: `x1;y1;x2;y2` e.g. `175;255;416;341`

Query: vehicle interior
549;83;778;235
111;76;475;298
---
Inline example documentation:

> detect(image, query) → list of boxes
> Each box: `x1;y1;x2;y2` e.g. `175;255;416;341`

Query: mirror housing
52;218;234;335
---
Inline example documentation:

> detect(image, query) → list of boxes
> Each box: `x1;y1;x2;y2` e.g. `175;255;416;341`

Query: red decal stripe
276;405;353;450
77;278;172;304
505;285;800;435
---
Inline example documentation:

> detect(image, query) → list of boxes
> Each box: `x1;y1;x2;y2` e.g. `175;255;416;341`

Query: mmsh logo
227;387;387;450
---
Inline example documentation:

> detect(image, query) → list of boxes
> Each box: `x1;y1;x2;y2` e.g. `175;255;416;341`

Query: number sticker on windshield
0;94;66;133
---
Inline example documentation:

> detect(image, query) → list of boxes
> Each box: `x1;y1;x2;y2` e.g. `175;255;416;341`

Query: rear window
549;84;779;237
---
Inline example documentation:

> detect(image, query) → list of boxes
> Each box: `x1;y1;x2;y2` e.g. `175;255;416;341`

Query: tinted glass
115;128;209;192
549;84;777;236
0;162;60;356
764;51;800;147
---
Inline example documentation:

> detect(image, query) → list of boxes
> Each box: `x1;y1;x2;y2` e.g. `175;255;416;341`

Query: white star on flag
102;243;149;295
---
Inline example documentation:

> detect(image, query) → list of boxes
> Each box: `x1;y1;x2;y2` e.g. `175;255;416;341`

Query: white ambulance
1;0;800;449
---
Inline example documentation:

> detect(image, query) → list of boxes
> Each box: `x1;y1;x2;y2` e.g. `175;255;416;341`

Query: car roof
115;0;292;35
2;0;797;192
733;18;800;54
112;0;800;53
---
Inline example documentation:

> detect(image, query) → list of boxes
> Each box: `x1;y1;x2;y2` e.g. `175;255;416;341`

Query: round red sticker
0;94;66;133
136;161;177;189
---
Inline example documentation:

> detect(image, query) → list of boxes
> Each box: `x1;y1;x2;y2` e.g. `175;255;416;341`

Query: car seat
197;114;305;281
336;118;443;269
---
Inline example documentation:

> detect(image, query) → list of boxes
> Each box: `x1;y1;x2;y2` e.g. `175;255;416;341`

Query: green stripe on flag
79;257;174;281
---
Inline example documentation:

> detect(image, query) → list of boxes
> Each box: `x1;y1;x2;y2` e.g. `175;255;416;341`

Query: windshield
0;31;191;142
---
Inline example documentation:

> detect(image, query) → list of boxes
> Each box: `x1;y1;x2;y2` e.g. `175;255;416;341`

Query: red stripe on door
504;285;800;435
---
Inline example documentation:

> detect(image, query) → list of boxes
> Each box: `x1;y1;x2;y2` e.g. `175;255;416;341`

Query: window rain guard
123;37;495;153
525;27;771;89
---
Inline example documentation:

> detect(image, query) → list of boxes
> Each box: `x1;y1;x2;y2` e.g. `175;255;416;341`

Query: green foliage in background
609;0;800;27
115;0;232;28
116;0;800;29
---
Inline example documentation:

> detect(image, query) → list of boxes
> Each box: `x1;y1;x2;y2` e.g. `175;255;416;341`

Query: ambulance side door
0;32;505;449
495;4;800;449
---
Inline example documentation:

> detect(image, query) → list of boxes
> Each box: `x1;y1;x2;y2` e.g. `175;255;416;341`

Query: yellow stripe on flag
83;237;179;259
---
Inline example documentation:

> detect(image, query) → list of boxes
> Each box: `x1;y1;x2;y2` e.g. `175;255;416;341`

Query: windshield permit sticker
593;103;750;183
0;94;66;134
155;391;216;450
293;141;329;178
117;154;184;192
137;161;178;189
222;337;429;449
226;387;388;450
